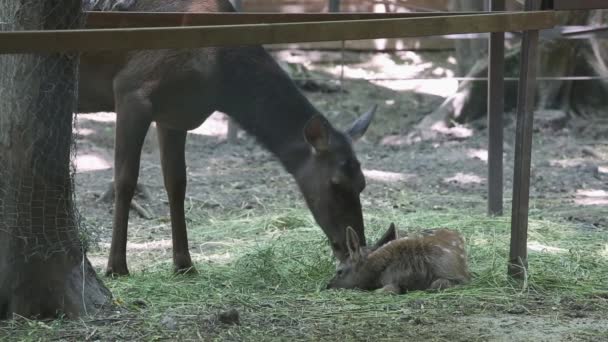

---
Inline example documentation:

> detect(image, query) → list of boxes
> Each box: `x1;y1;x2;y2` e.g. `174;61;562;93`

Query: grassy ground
2;49;608;341
2;205;607;341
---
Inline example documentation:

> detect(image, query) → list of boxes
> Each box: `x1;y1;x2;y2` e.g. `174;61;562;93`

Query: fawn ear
345;226;362;261
371;222;398;251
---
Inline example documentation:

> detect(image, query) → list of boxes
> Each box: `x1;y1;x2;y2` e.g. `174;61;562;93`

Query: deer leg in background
98;182;153;219
106;97;152;277
157;126;196;275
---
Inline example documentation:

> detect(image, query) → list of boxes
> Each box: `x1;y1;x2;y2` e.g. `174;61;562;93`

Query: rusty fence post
508;0;541;279
487;0;505;216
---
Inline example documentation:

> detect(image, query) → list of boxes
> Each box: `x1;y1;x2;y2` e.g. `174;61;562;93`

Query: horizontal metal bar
291;76;608;82
552;0;608;10
84;11;487;28
562;25;608;36
0;11;556;54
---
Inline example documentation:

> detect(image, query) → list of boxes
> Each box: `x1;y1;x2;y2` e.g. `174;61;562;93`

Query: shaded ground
2;49;607;341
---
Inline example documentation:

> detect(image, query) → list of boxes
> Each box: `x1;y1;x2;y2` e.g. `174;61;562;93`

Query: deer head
295;106;376;262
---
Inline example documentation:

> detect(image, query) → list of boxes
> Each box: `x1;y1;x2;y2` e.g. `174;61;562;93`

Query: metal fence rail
84;11;486;28
0;12;555;54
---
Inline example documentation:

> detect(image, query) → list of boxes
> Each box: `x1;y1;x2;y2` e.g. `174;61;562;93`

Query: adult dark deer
80;0;376;276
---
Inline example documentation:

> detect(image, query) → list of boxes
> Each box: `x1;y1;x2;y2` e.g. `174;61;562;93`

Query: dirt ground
61;49;608;341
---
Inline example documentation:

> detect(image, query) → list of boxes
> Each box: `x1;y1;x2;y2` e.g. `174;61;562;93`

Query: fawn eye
336;269;344;276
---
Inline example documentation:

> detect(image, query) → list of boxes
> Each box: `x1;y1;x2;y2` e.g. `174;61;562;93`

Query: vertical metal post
329;0;341;12
508;0;541;279
227;0;242;143
231;0;243;11
328;0;344;95
487;0;505;216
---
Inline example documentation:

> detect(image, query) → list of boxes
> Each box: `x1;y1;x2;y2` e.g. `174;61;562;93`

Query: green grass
2;206;608;341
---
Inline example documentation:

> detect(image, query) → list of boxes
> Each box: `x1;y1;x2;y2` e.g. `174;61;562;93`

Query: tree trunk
448;0;488;75
0;0;111;319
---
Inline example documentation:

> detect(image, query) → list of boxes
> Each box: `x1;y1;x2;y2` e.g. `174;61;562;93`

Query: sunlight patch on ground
527;241;567;254
189;111;228;137
73;127;96;136
77;112;116;123
363;169;412;183
549;158;587;168
467;149;488;163
444;172;485;185
575;189;608;206
430;121;474;139
75;153;112;172
380;134;411;146
372;79;458;97
600;244;608;259
312;51;458;97
88;255;107;269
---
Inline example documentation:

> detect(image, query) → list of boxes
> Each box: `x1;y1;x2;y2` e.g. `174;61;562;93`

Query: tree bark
448;0;488;75
0;0;110;319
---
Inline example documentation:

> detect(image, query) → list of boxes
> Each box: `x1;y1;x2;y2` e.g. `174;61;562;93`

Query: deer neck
217;46;317;175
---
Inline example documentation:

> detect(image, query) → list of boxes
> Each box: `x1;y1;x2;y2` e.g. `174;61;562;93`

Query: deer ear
346;105;377;141
372;222;398;251
345;226;362;261
303;115;330;153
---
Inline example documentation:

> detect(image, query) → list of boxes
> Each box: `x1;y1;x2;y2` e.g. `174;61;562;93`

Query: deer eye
336;269;344;276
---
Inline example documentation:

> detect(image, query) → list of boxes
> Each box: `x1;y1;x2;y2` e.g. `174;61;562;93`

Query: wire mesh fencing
0;0;90;264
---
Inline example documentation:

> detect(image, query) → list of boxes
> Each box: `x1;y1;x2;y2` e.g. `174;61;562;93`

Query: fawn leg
377;283;401;295
429;278;456;291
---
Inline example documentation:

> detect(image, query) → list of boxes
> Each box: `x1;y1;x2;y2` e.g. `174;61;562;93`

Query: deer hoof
105;265;130;277
174;266;198;275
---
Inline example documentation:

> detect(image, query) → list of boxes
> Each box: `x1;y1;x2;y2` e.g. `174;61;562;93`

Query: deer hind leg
157;126;196;275
106;96;152;277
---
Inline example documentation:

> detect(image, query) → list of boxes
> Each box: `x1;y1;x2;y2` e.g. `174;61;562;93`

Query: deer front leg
106;97;152;277
157;126;196;275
